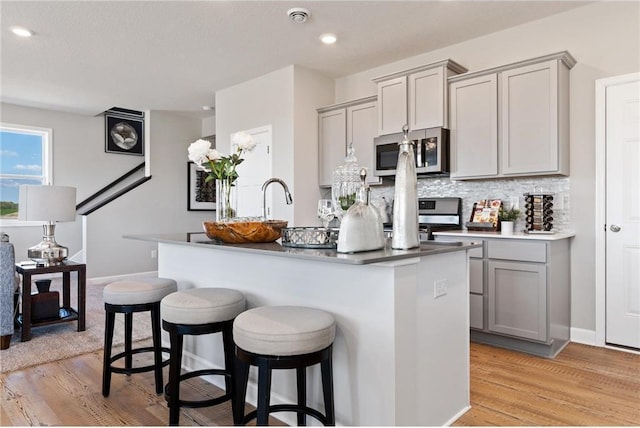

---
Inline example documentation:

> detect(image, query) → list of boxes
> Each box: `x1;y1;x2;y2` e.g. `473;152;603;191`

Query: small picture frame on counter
466;199;502;231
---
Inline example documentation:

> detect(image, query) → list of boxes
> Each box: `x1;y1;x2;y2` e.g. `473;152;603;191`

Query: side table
15;261;86;342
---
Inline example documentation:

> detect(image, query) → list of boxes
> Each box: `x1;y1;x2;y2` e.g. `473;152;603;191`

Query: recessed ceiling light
10;26;34;37
320;34;337;45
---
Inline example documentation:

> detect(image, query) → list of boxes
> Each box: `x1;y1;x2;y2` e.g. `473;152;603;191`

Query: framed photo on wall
188;162;216;211
105;109;144;156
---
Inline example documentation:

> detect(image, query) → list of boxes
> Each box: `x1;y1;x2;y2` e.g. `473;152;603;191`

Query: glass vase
216;178;237;221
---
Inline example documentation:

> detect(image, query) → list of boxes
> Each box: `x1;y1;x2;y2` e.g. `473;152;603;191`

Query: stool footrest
109;346;170;375
242;404;328;425
164;368;232;409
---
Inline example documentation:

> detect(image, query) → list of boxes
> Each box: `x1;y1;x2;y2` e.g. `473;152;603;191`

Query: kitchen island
126;232;480;426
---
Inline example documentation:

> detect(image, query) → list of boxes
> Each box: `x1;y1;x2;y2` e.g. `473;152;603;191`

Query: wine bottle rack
523;193;555;234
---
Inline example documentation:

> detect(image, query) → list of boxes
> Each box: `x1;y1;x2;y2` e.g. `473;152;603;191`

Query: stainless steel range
383;197;462;240
418;197;462;230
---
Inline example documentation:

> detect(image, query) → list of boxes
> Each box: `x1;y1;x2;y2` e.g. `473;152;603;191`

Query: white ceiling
1;1;591;118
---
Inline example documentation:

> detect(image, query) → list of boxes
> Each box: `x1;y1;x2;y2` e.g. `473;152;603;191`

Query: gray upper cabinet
449;74;499;178
374;59;467;136
448;51;575;180
376;76;407;136
318;107;346;187
347;100;379;186
318;96;380;188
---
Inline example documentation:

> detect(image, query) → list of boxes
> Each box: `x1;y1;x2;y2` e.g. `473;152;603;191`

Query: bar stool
232;306;336;426
102;277;177;397
161;287;246;426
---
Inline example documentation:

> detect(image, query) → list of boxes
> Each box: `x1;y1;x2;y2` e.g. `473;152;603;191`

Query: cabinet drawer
470;259;483;294
470;293;483;329
487;240;546;263
469;243;483;259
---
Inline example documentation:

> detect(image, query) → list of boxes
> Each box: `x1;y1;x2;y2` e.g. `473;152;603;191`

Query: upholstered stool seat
103;277;178;306
102;277;177;398
161;288;245;426
233;306;336;426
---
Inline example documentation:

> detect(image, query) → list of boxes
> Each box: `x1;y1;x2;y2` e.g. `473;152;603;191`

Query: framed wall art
105;108;144;156
188;161;216;211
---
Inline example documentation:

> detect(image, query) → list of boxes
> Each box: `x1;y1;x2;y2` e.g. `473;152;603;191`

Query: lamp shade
18;185;77;222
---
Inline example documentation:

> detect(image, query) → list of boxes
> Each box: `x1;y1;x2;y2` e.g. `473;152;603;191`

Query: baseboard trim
570;327;597;346
88;271;159;284
446;405;471;426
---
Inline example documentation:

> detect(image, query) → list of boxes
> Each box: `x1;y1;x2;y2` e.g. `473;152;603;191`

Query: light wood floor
1;341;638;426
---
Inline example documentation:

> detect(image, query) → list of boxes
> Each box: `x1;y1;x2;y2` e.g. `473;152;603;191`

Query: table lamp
18;185;77;265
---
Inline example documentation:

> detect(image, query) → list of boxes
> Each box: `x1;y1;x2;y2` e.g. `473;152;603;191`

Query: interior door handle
610;224;621;232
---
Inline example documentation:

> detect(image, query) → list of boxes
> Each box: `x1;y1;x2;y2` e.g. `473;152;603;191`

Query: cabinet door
449;74;498;179
347;101;380;185
318;109;346;187
470;294;484;330
409;67;445;130
488;260;547;341
377;76;407;136
500;60;559;175
469;258;484;294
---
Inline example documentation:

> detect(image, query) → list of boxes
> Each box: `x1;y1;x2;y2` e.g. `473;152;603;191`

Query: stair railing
76;162;151;215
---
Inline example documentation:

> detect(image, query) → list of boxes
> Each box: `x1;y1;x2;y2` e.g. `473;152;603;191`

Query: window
0;123;52;225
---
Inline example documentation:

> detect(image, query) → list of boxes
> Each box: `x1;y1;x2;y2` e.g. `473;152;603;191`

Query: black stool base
109;345;170;375
102;301;167;397
163;319;236;426
163;367;232;409
233;345;335;426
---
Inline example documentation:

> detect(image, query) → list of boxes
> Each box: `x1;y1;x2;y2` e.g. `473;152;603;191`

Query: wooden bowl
203;220;288;244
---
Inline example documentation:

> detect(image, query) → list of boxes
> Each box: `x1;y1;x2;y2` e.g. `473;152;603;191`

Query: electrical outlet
434;279;447;298
151;249;157;259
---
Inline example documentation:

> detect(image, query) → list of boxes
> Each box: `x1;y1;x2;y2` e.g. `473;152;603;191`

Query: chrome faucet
262;178;293;218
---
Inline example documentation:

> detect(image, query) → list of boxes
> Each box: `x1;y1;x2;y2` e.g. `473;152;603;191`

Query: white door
606;78;640;349
235;125;272;218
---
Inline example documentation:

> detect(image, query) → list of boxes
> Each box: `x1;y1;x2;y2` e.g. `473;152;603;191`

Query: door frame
594;72;640;347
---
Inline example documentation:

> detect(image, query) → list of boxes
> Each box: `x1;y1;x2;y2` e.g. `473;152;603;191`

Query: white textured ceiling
1;1;590;118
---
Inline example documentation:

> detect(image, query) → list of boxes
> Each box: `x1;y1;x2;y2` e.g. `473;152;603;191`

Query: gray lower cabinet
436;234;571;358
487;260;547;341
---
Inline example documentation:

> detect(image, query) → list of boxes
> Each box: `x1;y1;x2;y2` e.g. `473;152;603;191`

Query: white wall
85;110;216;277
216;66;295;224
0;104;213;278
202;115;215;137
216;65;333;226
0;103;140;266
334;1;640;333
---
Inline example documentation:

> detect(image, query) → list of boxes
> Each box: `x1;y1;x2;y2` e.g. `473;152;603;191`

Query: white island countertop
125;231;478;426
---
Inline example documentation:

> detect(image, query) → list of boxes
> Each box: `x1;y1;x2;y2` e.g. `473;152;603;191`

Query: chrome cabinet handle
610;224;621;232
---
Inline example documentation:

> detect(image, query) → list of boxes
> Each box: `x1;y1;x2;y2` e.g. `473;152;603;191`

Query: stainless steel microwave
374;127;449;176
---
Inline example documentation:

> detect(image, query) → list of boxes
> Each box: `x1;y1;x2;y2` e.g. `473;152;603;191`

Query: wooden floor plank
1;341;638;426
454;342;640;426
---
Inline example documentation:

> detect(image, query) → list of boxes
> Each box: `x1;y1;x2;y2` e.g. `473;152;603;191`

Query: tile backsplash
369;175;571;232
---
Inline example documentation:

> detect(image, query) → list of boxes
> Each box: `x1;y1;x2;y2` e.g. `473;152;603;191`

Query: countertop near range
434;230;575;241
124;232;481;265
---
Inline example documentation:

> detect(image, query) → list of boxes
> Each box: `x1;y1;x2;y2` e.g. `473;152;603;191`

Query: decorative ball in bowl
203;217;288;244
